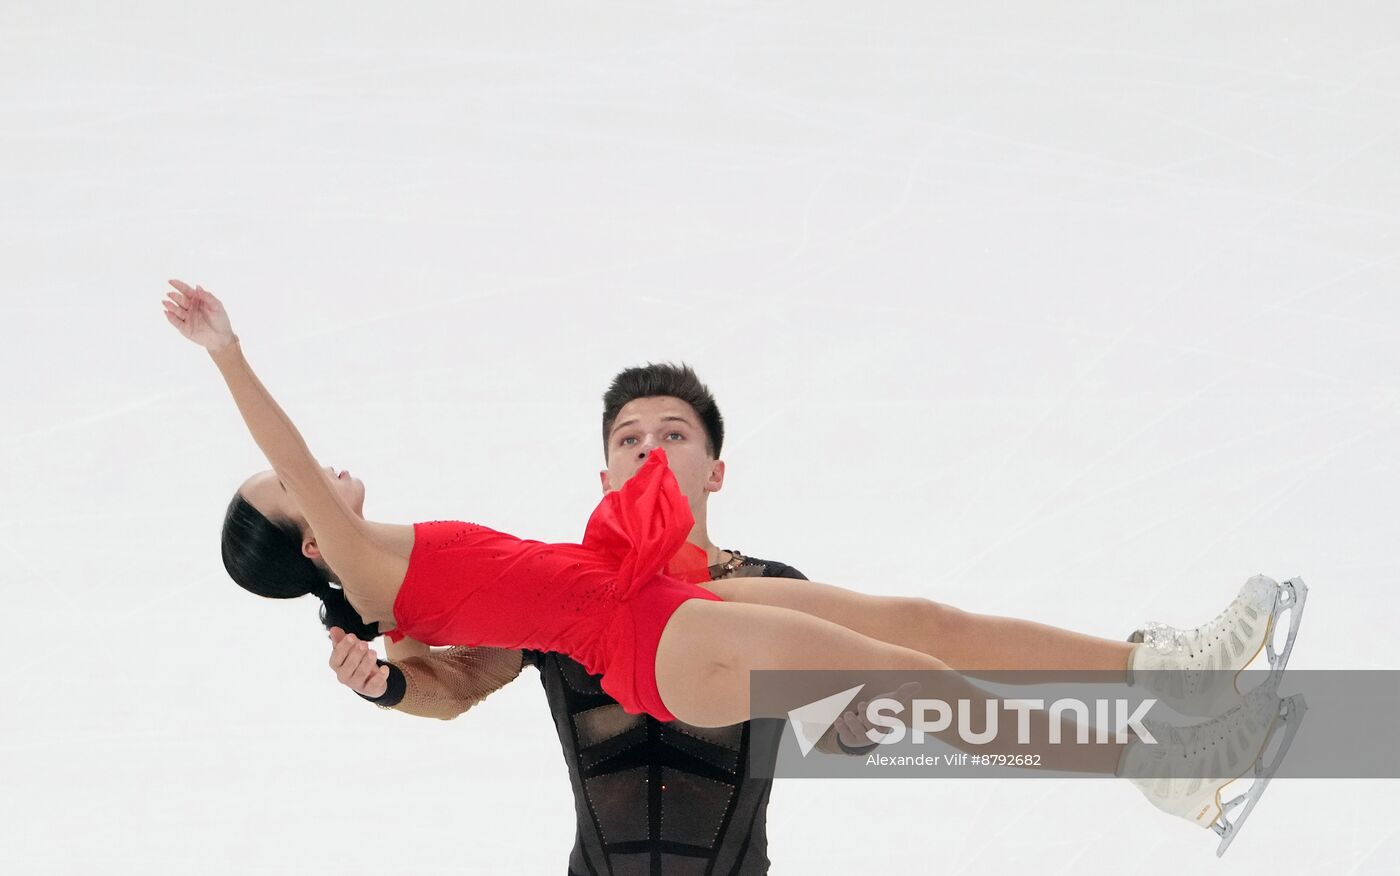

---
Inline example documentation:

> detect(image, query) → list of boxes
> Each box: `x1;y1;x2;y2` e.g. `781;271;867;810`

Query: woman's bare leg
705;576;1133;675
654;599;1126;774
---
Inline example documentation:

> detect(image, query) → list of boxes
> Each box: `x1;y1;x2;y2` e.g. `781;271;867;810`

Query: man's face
602;396;724;507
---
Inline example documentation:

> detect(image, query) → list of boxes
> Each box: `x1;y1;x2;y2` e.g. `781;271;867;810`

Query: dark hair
601;362;724;460
220;492;380;640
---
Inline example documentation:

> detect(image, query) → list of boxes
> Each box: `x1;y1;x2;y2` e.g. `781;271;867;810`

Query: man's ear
706;459;725;493
302;536;321;562
599;469;613;494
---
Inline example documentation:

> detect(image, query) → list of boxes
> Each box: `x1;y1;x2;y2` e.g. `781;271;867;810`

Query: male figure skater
328;363;868;874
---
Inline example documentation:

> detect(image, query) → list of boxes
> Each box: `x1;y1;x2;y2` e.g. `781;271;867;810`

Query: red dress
385;448;724;721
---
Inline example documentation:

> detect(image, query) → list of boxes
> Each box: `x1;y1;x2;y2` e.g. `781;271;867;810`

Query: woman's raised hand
162;279;236;351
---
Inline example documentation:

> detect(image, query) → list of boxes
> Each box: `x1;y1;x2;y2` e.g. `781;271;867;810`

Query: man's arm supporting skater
330;627;524;720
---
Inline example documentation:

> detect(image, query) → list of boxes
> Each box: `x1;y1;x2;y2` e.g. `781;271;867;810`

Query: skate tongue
1140;622;1190;654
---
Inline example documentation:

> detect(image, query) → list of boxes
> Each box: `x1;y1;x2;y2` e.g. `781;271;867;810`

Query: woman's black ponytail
221;493;380;640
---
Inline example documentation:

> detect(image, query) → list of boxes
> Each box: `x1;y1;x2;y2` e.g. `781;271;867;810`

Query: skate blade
1230;577;1308;705
1211;693;1308;857
1263;578;1307;677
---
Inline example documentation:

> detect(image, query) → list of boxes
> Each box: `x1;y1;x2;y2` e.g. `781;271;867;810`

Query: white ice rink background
2;2;1398;873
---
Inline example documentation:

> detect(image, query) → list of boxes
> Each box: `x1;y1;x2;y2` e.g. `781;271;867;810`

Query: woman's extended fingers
166;280;206;318
163;284;193;333
166;284;197;312
168;280;220;308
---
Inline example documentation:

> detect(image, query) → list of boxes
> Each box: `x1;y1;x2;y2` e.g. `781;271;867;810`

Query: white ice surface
2;2;1397;873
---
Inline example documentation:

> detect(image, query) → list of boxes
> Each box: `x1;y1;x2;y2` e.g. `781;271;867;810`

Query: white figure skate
1117;679;1307;856
1128;575;1307;716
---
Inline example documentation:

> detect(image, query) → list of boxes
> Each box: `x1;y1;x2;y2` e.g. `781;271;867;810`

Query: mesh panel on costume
394;645;523;720
575;702;646;748
659;767;736;846
658;722;743;773
584;767;653;844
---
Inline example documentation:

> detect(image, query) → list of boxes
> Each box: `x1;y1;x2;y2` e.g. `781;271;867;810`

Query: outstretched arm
162;280;373;574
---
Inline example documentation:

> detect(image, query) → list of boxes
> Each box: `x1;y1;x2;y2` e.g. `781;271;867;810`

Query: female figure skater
163;280;1305;854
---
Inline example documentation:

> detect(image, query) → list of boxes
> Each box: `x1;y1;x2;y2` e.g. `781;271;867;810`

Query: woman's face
239;465;367;531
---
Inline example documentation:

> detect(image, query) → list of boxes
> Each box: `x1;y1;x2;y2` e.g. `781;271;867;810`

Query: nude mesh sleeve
392;646;525;720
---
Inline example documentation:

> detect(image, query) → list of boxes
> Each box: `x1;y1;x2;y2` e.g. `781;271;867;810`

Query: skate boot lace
1141;575;1276;665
